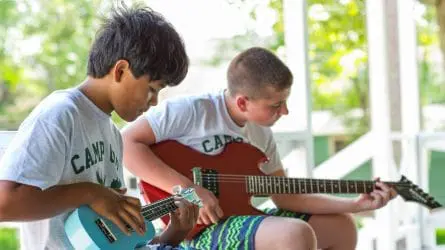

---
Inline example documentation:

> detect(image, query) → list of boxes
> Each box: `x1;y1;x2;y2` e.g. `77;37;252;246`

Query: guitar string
196;174;411;187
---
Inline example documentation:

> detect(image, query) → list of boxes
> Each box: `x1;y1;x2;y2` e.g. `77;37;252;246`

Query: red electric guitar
139;140;442;239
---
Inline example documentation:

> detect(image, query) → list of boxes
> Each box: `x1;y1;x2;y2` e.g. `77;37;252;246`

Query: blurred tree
0;0;133;129
19;0;103;93
213;0;440;139
0;1;22;108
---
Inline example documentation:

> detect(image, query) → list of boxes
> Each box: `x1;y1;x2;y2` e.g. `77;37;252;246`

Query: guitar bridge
95;218;117;243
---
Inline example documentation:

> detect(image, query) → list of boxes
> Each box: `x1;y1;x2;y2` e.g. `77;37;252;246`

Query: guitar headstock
172;185;203;208
394;175;442;210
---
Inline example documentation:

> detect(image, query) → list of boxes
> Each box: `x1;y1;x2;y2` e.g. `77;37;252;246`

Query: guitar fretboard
246;176;395;195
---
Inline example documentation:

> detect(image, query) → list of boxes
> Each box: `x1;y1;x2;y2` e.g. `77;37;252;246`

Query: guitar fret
316;180;320;193
346;180;349;193
276;177;280;194
258;176;263;194
331;180;334;193
310;179;313;193
267;176;271;194
269;176;272;193
354;181;357;193
287;177;290;194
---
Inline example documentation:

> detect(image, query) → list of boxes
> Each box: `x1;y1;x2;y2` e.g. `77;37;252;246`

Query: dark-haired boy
0;5;198;250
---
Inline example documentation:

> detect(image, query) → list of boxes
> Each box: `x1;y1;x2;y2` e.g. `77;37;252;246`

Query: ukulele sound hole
202;169;219;197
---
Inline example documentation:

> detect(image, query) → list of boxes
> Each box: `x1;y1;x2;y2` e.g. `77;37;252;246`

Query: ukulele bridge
95;218;116;243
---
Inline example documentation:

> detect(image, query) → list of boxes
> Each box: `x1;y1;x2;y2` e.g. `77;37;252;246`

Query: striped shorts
181;208;311;250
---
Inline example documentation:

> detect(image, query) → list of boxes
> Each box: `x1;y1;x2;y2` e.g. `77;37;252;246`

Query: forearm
123;141;194;192
271;193;361;214
0;181;99;221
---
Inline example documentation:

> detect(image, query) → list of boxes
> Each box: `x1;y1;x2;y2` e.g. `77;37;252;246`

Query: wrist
351;197;365;213
80;182;103;205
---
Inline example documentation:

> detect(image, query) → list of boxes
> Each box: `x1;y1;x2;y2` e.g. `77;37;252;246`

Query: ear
236;95;249;112
111;60;130;83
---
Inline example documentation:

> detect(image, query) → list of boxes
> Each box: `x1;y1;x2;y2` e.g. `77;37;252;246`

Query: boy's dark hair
227;47;293;98
87;4;188;86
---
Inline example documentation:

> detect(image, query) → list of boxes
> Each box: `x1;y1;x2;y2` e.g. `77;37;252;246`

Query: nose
148;93;158;107
280;102;289;115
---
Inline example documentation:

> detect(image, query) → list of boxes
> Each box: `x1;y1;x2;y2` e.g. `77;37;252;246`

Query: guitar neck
141;196;177;221
246;176;398;195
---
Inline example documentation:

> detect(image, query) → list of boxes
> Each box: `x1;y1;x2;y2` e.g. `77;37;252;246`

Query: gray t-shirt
0;88;124;250
145;90;283;174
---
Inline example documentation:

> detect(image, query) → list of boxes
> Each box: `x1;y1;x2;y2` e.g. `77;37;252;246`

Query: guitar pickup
95;218;117;243
202;169;219;197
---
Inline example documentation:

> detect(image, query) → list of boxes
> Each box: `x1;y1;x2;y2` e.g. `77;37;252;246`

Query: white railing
277;131;444;250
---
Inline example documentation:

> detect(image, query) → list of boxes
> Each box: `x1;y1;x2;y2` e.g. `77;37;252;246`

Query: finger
123;201;145;230
375;182;390;192
206;207;220;224
119;209;144;235
193;205;200;222
197;217;204;225
375;188;391;203
125;196;142;207
215;205;224;218
174;202;190;219
370;191;383;206
199;211;211;225
108;214;130;236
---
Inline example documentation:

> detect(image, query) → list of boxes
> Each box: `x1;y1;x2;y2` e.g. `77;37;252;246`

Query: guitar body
65;205;156;250
139;140;270;238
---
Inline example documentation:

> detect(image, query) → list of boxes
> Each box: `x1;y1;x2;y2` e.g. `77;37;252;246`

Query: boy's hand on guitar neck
192;185;224;225
354;178;398;212
88;186;146;236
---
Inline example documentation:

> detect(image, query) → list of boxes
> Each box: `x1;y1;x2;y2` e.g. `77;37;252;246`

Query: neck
224;90;246;127
78;77;114;115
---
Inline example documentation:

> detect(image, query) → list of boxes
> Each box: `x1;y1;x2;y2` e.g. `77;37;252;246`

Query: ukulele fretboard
141;197;177;221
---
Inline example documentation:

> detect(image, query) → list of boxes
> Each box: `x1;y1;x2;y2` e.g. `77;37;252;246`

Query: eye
271;103;282;108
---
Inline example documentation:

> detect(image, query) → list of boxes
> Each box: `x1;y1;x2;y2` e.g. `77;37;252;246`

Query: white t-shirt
0;88;124;250
145;90;283;174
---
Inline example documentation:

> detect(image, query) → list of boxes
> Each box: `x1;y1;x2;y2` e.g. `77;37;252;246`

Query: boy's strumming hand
88;186;146;236
193;185;223;225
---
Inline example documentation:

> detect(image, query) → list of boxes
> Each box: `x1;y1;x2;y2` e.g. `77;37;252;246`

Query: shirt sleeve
0;119;68;190
145;98;195;143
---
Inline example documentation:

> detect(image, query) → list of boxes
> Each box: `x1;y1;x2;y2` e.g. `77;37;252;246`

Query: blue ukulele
64;186;202;250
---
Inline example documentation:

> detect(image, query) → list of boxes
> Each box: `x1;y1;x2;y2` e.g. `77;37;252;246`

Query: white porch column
281;0;313;178
366;0;398;249
397;0;424;249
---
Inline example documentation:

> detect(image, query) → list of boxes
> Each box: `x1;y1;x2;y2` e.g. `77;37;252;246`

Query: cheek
248;107;276;122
